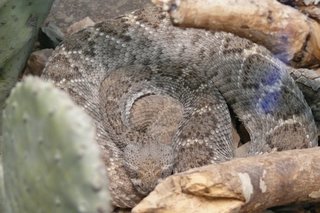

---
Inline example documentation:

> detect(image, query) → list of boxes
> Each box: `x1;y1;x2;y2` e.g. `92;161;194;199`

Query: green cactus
1;76;111;212
0;0;54;117
0;0;7;8
0;156;4;212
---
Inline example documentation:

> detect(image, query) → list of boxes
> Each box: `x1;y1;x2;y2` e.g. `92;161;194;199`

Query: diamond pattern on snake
41;6;318;208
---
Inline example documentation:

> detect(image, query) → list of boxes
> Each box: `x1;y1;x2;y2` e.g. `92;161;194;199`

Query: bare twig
133;147;320;213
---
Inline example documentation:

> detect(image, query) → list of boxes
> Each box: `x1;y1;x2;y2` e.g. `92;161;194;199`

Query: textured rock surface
66;17;95;35
46;0;150;33
23;49;53;76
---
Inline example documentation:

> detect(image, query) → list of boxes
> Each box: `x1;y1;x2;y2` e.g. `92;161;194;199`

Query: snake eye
130;171;139;179
125;166;139;179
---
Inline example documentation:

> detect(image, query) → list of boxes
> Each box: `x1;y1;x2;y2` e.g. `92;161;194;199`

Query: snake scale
41;6;318;208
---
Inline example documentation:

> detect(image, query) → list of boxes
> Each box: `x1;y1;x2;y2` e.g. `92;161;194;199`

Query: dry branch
152;0;320;68
299;5;320;21
279;1;320;23
133;147;320;213
278;0;320;6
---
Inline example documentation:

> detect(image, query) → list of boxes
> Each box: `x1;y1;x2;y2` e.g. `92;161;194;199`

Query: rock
46;0;151;33
232;124;240;149
23;49;53;76
39;22;64;48
67;17;95;35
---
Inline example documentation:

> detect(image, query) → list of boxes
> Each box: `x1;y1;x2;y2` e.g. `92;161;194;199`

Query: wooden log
280;1;320;22
278;0;320;6
133;147;320;213
299;5;320;21
152;0;320;68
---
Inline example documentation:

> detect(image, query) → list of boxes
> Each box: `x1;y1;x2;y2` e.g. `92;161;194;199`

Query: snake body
42;6;318;207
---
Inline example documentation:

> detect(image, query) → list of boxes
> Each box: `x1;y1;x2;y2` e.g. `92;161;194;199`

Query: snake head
123;142;174;195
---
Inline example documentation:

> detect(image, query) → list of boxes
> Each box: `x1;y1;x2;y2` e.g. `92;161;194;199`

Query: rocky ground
24;0;151;77
46;0;150;33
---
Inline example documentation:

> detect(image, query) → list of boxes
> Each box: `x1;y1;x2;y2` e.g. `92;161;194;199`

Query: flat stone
67;17;95;35
46;0;151;33
23;49;53;77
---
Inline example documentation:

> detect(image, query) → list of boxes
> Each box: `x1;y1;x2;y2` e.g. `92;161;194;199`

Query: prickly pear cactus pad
1;77;111;212
0;0;7;8
0;157;4;212
0;0;54;65
0;0;54;111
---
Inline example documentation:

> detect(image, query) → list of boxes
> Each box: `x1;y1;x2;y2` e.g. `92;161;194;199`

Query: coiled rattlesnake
42;6;318;208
